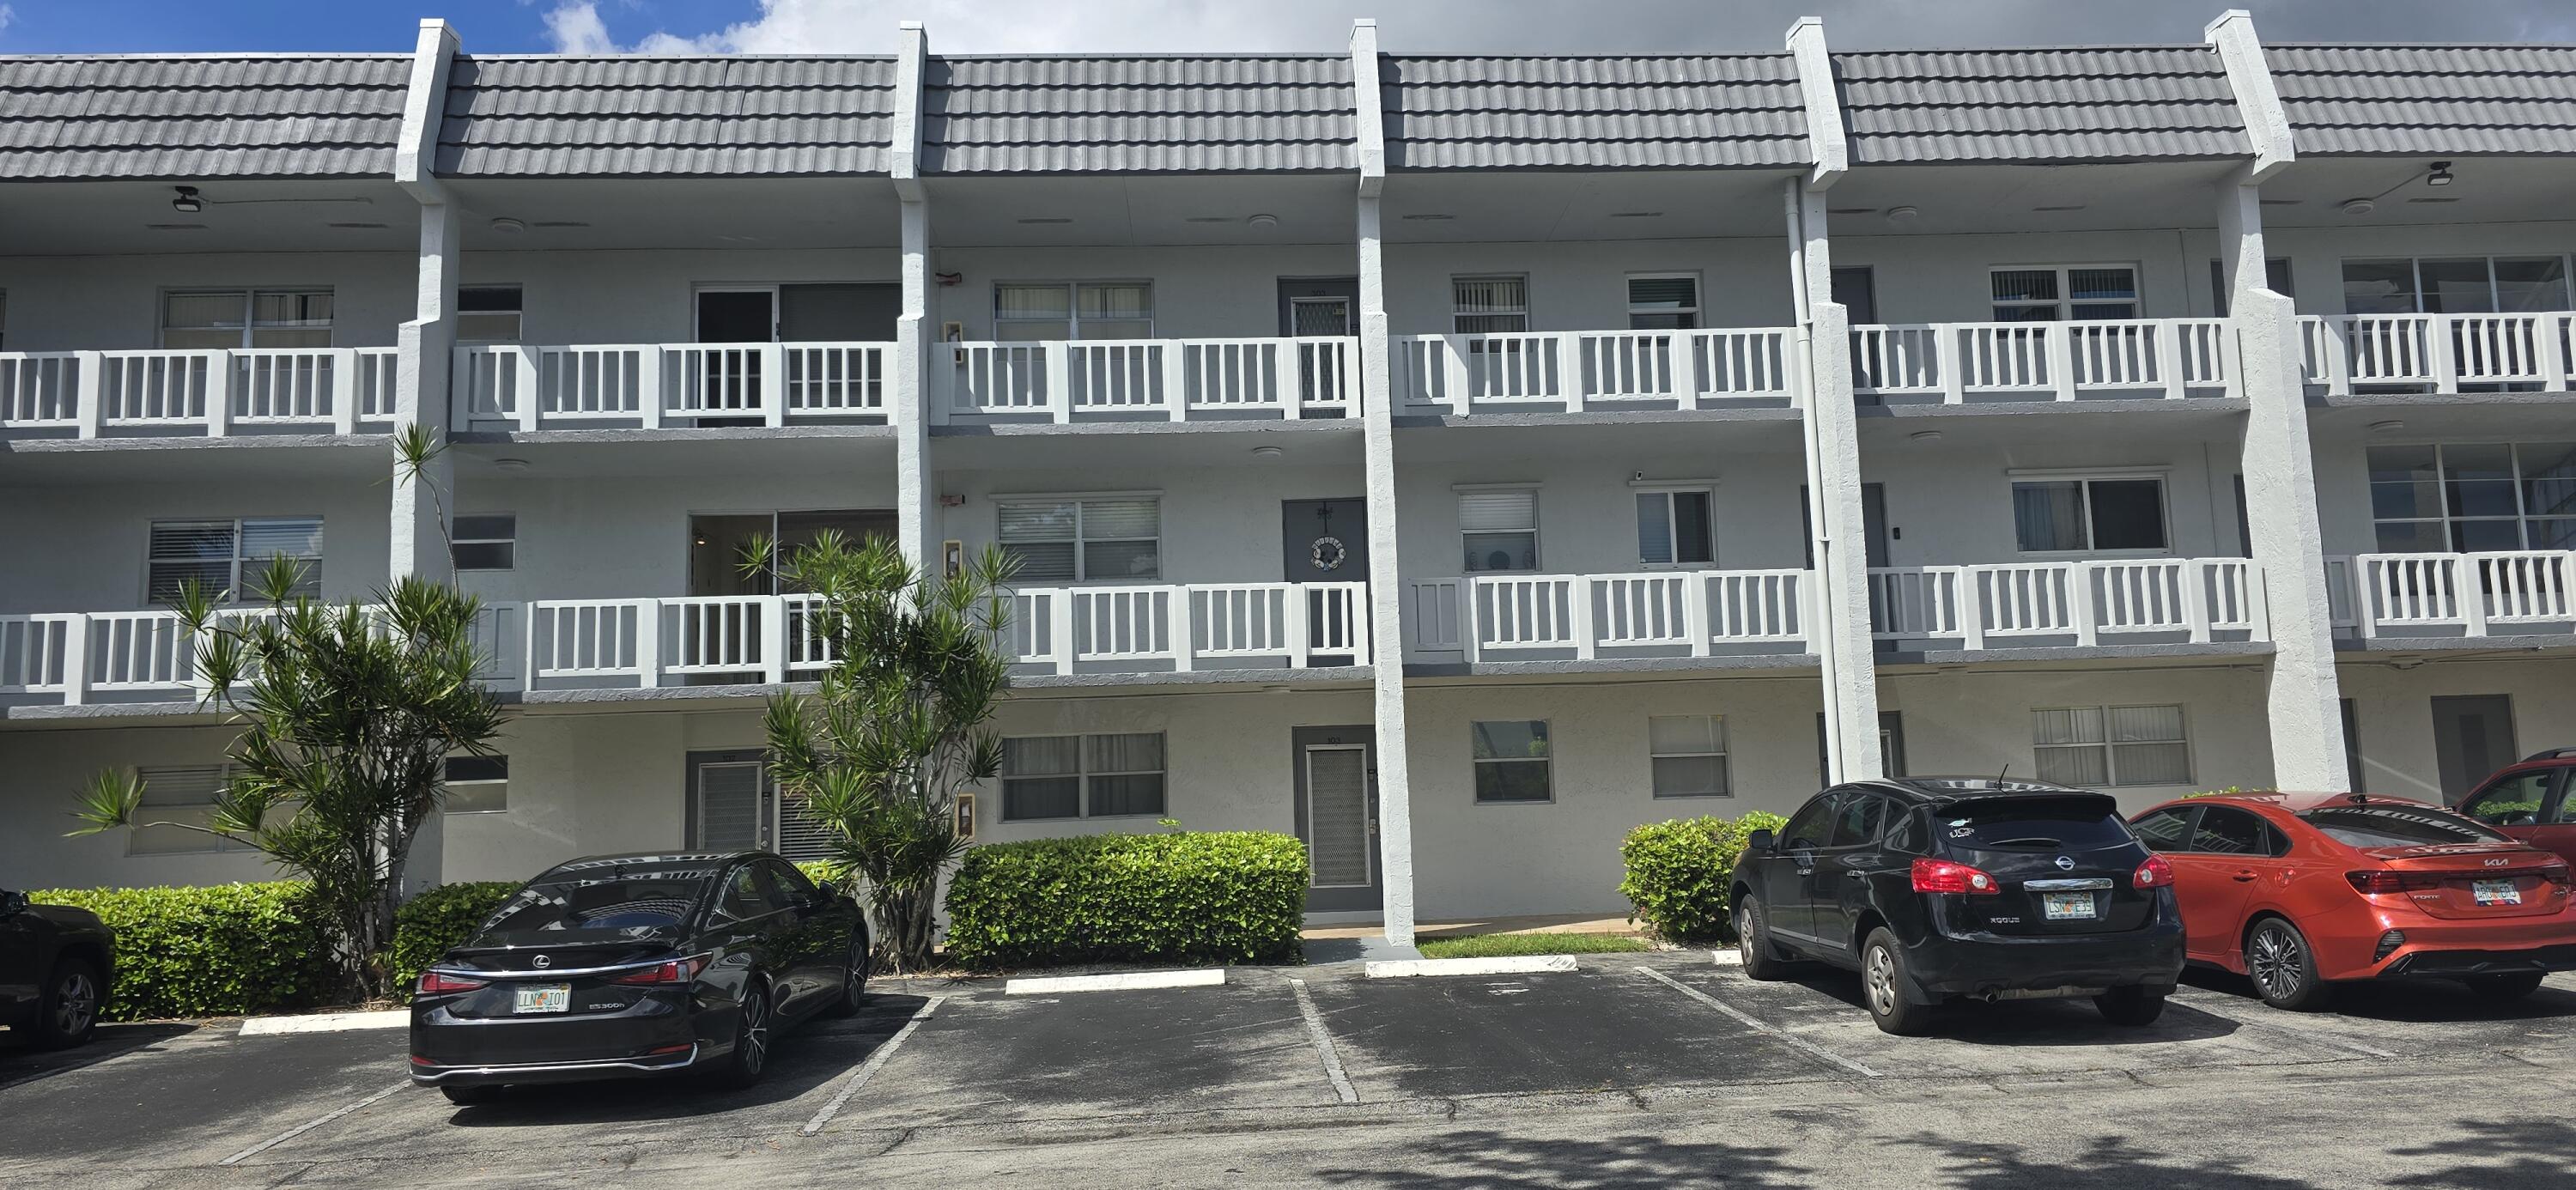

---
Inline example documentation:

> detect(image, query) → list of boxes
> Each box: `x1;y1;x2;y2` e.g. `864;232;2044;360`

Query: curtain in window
1637;493;1674;564
2012;483;2086;552
995;285;1072;319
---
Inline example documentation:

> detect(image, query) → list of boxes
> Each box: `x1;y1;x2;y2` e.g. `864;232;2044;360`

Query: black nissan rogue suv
1731;778;2185;1035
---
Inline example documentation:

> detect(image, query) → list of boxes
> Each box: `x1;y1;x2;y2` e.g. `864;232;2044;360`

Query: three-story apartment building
7;12;2575;944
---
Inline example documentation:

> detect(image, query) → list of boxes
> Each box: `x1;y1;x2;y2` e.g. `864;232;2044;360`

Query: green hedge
386;881;519;997
945;831;1306;970
1616;811;1789;944
27;882;337;1021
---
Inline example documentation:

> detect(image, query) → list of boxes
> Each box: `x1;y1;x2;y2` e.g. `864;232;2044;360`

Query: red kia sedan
2129;792;2576;1010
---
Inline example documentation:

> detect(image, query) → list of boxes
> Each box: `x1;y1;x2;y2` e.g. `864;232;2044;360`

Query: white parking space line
238;1009;409;1037
802;993;948;1137
1365;955;1577;979
1634;966;1881;1079
1005;969;1226;994
216;1081;408;1167
2167;995;2399;1059
1287;978;1359;1105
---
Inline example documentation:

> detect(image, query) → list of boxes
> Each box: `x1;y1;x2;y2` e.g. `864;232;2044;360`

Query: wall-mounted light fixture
171;186;204;214
2427;160;2454;187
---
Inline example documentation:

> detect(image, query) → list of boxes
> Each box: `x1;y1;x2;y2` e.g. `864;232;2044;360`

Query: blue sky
0;1;739;53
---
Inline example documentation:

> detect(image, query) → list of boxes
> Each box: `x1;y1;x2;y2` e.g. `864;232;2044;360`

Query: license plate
513;984;570;1014
2473;878;2523;907
2042;891;2098;920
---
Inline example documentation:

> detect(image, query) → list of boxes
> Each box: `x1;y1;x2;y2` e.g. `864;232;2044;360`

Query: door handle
1845;871;1869;880
2231;870;2258;882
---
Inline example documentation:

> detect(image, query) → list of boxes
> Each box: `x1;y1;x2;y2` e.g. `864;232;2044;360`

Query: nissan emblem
2054;855;2076;871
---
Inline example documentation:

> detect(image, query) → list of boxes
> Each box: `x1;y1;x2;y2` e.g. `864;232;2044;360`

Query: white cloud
543;2;620;55
0;5;17;39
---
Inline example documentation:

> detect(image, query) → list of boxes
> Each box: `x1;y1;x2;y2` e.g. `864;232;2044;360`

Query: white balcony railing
939;337;1358;422
1005;582;1370;673
0;348;400;438
2300;313;2576;397
1868;558;2263;648
1392;328;1794;413
1407;570;1809;659
2327;550;2576;638
1;604;517;706
1849;319;2234;403
454;343;890;430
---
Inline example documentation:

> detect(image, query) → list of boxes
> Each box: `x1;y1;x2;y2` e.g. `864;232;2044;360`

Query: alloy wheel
53;970;97;1037
2248;924;2302;1000
1864;944;1899;1017
739;990;771;1075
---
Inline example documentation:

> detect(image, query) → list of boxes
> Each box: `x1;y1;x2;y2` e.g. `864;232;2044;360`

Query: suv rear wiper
1981;835;2063;847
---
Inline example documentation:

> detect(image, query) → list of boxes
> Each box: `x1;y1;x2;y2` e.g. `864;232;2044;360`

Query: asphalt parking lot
7;950;2576;1187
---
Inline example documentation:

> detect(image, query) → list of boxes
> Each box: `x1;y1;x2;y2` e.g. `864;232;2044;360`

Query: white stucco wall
2338;657;2576;802
0;724;275;890
1858;428;2245;568
0;252;416;351
1876;663;2277;813
930;245;1360;341
1382;238;1796;336
1832;228;2227;324
2262;220;2576;317
462;247;902;345
936;461;1368;585
0;477;391;614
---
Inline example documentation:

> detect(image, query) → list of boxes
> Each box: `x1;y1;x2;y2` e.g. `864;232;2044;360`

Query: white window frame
1987;264;2140;323
2367;441;2576;554
2008;472;2172;558
128;764;253;856
994;494;1162;583
457;285;524;343
1625;272;1701;331
1451;275;1530;334
1458;483;1540;574
1632;483;1717;568
1470;719;1554;804
2336;254;2576;315
992;281;1155;341
158;288;335;349
442;755;509;815
998;732;1168;822
146;515;325;604
2032;704;2193;788
450;513;517;572
1648;714;1731;798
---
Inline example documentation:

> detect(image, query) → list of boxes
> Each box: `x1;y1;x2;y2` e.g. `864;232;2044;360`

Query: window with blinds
130;764;253;855
1636;489;1715;566
1990;266;2136;322
2010;477;2167;554
1452;276;1528;334
1626;275;1699;331
2032;705;2190;787
993;282;1154;341
1460;489;1538;573
147;516;323;603
1000;732;1167;821
161;289;334;350
997;497;1159;581
1649;715;1730;798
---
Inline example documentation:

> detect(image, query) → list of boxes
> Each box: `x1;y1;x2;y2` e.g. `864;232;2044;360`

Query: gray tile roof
0;55;410;179
1381;55;1807;170
1832;48;2250;164
2266;46;2576;155
920;56;1354;173
438;56;898;176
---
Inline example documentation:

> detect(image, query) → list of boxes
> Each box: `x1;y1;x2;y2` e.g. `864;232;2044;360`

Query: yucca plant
69;556;505;1001
744;531;1017;972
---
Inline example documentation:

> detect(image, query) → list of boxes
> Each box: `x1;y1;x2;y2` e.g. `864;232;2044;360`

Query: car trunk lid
1932;793;2154;937
2354;844;2571;920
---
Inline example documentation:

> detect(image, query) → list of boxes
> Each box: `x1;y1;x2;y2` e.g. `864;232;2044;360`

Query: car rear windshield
480;864;720;934
1939;797;2135;852
2298;805;2509;849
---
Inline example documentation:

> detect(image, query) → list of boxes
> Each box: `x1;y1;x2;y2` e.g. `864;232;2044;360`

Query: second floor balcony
1868;557;2265;651
1406;569;1812;663
935;337;1360;424
453;343;891;431
1851;318;2237;405
2302;313;2576;398
1;347;401;439
2328;550;2576;641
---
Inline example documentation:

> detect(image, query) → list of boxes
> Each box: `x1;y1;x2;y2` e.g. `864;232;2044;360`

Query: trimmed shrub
386;881;519;997
27;882;337;1021
1616;811;1789;944
945;831;1307;970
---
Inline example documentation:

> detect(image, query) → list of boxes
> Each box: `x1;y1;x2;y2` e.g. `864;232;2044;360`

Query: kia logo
533;954;551;968
2485;858;2510;868
2055;855;2076;871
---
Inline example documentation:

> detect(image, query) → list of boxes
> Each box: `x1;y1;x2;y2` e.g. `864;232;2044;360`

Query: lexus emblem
2054;855;2076;871
532;954;551;969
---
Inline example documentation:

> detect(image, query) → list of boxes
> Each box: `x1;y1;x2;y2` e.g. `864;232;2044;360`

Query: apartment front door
1294;726;1381;913
1284;497;1367;665
2432;695;2518;803
1279;277;1359;337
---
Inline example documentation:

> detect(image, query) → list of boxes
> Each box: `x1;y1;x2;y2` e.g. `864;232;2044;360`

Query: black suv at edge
2;888;114;1049
1732;778;2185;1034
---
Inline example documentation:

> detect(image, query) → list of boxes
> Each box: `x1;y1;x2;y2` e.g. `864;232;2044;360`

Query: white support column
889;21;939;579
392;19;463;591
1352;18;1418;949
2210;9;2349;791
1785;16;1880;783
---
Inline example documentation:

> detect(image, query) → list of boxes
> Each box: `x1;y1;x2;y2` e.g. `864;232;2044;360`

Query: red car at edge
2128;792;2576;1010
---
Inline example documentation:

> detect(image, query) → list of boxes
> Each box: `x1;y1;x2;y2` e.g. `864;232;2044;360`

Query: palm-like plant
70;556;505;1000
746;531;1017;972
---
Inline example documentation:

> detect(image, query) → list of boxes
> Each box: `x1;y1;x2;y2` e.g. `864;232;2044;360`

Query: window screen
1637;490;1714;565
998;498;1159;581
1648;714;1728;798
1471;720;1552;803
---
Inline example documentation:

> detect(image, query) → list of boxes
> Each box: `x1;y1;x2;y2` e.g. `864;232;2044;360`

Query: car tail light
610;956;708;986
2133;855;2176;889
2346;870;2446;895
416;969;489;995
1911;858;2000;896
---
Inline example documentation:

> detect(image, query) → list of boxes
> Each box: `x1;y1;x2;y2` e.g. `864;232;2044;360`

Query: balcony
1005;583;1370;675
937;337;1358;423
0;349;400;439
1391;329;1795;416
1868;558;2264;650
2300;313;2576;398
453;343;890;431
1850;319;2235;404
1;605;517;708
2327;550;2576;641
1406;570;1811;661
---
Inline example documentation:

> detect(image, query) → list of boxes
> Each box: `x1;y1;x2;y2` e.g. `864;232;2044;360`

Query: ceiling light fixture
1884;205;1921;225
489;217;527;234
2340;197;2377;217
1247;213;1279;228
2368;419;2406;433
171;186;204;214
1250;445;1285;459
2427;160;2454;186
1909;429;1943;443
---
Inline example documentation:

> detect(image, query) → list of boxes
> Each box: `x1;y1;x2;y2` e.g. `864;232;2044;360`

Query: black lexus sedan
409;852;866;1103
1731;778;2185;1035
2;888;114;1049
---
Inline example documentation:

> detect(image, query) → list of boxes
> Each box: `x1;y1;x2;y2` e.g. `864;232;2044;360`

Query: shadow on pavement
2387;1118;2576;1188
1316;1129;1812;1187
436;993;927;1128
1781;969;2239;1047
2183;966;2576;1023
1895;1118;2576;1190
0;1022;198;1090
